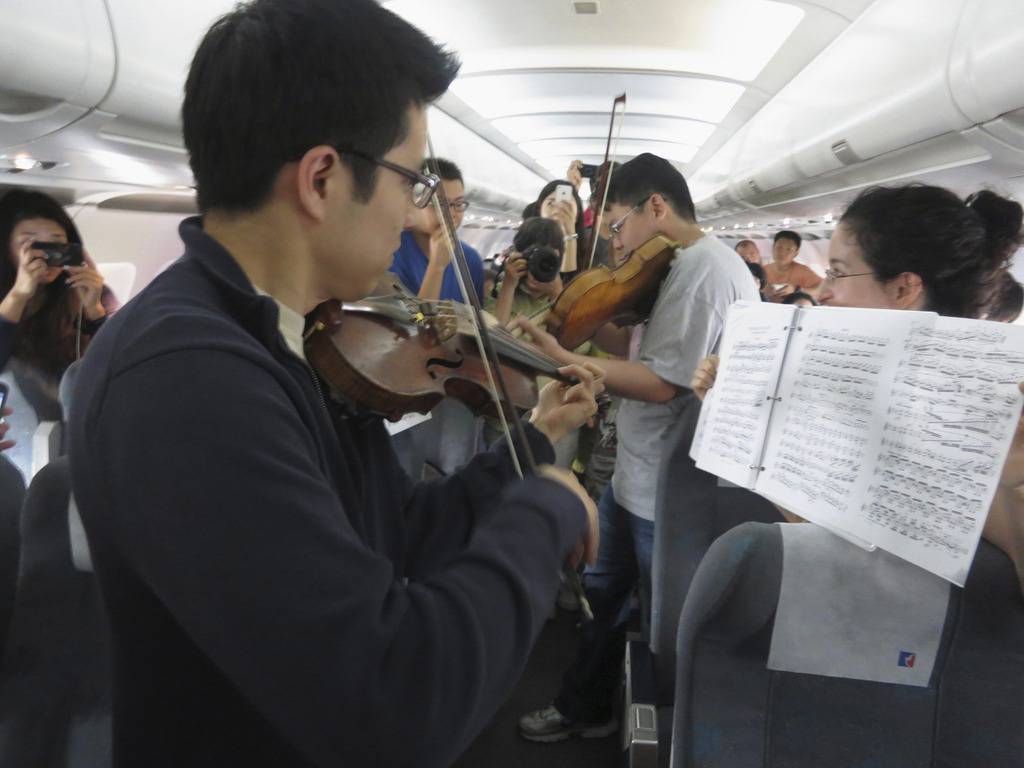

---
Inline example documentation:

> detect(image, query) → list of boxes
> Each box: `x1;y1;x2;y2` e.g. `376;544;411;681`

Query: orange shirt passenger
763;230;822;301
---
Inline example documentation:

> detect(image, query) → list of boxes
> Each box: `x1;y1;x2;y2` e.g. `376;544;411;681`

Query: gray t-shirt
613;235;759;520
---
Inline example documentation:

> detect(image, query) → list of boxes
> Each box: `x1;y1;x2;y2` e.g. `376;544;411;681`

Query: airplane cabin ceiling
382;0;875;181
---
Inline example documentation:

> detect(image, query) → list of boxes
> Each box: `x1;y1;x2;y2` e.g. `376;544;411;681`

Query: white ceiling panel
491;114;717;145
536;154;687;180
382;0;803;82
523;139;699;164
450;72;745;123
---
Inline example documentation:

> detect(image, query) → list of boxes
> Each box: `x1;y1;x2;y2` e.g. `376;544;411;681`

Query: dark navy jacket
68;218;586;767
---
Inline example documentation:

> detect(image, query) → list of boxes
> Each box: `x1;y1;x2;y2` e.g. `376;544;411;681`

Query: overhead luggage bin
693;0;1024;218
95;0;236;150
949;1;1024;126
0;0;115;149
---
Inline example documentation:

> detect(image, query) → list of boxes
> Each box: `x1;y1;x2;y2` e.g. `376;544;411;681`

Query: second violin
544;234;680;350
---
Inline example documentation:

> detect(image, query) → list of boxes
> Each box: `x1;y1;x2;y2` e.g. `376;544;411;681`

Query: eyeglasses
824;268;875;281
609;196;651;236
446;200;470;213
335;148;440;208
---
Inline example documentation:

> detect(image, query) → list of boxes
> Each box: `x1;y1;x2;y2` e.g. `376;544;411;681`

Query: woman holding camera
488;217;565;327
0;189;114;423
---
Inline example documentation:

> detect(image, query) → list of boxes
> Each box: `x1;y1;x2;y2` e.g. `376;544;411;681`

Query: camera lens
524;245;560;283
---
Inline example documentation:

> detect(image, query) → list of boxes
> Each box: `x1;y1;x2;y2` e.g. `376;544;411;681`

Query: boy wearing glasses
390;157;484;303
66;1;603;766
517;153;759;742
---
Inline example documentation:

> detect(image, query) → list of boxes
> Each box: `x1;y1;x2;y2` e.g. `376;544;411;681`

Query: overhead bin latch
831;139;863;166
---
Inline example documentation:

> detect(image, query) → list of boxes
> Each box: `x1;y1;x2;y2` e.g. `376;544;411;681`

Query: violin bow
425;136;535;478
585;94;628;270
425;134;594;621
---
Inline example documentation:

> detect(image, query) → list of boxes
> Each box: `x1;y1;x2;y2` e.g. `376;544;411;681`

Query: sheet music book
691;301;1024;585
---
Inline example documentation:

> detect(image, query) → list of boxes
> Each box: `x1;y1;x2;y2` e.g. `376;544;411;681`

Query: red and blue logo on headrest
898;651;916;668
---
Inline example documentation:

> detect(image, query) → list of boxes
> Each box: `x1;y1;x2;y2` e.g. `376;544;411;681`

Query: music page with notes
694;302;1024;584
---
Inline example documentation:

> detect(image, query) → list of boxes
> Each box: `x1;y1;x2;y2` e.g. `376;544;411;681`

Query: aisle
454;608;622;768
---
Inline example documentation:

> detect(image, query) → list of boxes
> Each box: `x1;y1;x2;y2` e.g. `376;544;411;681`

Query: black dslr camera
519;244;561;283
491;242;560;287
497;217;565;285
31;241;84;267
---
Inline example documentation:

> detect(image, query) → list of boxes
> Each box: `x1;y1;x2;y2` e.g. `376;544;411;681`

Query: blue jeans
554;485;654;723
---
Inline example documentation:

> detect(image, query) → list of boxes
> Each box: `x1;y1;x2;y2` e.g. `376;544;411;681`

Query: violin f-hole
426;348;465;378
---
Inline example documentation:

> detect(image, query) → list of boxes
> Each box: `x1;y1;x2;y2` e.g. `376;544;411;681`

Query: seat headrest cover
768;523;950;687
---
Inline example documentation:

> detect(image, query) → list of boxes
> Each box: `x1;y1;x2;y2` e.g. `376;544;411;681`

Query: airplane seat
649;396;782;698
670;522;1024;768
0;457;112;768
0;455;25;662
25;360;84;476
58;361;83;456
624;395;781;767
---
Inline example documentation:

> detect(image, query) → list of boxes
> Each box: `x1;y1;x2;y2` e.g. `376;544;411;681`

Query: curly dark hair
840;185;1022;318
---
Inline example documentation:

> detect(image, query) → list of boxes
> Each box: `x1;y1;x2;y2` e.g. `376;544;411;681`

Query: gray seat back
0;457;111;768
671;522;1024;768
650;396;779;704
0;455;24;660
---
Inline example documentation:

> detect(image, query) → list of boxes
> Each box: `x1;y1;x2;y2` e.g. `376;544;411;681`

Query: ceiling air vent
831;139;862;166
746;179;763;195
573;1;599;14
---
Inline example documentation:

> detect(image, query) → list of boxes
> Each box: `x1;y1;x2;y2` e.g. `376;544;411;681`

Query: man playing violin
517;153;759;742
66;1;602;766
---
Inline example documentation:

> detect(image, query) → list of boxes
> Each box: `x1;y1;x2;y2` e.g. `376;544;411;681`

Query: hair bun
966;190;1024;267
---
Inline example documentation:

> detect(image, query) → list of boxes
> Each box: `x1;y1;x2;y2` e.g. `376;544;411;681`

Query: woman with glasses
692;183;1024;596
388;156;483;303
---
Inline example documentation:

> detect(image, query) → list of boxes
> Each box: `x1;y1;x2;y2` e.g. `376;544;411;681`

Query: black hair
182;0;460;213
746;260;766;288
840;185;1023;318
605;153;696;221
531;181;585;240
774;230;802;248
521;201;540;220
428;158;463;184
985;270;1023;323
0;189;98;374
782;291;818;306
513;217;565;257
735;239;757;250
0;189;82;297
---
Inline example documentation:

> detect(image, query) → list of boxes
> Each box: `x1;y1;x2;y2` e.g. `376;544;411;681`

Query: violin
304;277;571;421
544;234;680;349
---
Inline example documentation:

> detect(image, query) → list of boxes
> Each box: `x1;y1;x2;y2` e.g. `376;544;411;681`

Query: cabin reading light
0;154;57;174
824;212;834;223
13;155;40;171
